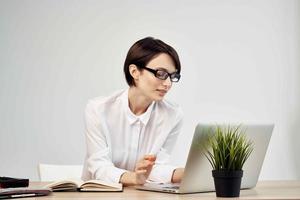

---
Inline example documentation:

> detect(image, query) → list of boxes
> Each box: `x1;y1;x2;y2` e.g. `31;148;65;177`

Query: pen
0;193;37;199
11;193;36;198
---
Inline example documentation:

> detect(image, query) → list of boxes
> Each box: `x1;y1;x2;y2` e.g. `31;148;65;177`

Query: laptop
136;123;274;194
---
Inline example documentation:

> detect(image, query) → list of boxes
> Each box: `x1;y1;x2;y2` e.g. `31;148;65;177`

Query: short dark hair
123;37;181;86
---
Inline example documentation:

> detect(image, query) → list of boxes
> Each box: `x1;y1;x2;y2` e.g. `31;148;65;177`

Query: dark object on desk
0;187;51;199
0;177;29;188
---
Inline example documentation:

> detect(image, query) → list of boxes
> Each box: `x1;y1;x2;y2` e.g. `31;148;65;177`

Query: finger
136;164;151;171
138;160;154;168
135;169;147;174
136;162;155;172
138;159;154;167
144;155;156;161
145;160;154;166
135;162;148;171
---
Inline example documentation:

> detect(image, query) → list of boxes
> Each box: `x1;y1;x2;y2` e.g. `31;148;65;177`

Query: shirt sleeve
148;108;183;183
83;100;127;183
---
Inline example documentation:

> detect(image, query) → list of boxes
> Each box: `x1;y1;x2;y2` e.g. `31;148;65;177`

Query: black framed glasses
140;66;181;82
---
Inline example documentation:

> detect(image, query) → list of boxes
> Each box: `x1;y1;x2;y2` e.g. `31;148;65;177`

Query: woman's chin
152;94;165;101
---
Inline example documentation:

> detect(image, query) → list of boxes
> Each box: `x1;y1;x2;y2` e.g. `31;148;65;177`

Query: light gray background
0;0;299;181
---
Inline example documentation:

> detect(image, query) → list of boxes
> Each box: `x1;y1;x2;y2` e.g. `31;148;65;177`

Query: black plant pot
212;170;243;197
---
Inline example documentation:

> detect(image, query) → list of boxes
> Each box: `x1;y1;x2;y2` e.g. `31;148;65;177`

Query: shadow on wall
291;114;300;180
290;18;300;179
287;69;300;180
288;1;300;180
291;1;300;180
290;74;300;180
290;111;300;180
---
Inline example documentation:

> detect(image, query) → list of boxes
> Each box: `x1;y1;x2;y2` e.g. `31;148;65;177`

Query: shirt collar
121;88;155;125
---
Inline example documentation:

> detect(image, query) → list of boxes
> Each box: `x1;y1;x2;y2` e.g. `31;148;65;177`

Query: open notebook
45;179;123;192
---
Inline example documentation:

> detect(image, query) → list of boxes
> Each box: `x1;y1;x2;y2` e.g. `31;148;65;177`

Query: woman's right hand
120;155;156;185
134;155;156;184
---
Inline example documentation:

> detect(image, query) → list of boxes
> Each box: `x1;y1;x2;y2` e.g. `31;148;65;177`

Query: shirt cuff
96;166;128;183
148;164;177;183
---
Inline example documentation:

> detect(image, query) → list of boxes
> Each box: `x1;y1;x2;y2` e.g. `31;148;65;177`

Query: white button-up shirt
82;89;183;183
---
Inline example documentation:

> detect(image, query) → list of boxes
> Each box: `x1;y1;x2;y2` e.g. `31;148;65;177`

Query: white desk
27;180;300;200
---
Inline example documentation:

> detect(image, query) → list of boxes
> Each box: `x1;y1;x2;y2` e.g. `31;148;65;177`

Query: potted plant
203;125;253;197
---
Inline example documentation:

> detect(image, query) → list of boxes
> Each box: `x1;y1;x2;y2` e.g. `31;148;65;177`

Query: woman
82;37;184;186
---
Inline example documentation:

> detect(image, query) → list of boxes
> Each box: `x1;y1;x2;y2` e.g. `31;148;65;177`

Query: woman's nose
163;76;172;89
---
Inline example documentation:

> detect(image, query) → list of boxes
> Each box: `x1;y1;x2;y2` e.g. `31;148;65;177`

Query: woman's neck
128;87;153;116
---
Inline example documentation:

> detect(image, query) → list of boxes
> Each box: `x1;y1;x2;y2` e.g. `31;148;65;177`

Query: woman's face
135;53;177;101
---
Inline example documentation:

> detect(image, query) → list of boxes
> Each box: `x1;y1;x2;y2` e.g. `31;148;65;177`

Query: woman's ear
129;64;140;81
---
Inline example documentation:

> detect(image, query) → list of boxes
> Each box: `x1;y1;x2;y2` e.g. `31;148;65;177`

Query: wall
0;0;299;180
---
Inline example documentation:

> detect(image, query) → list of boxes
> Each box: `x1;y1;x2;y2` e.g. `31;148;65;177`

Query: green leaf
200;124;254;170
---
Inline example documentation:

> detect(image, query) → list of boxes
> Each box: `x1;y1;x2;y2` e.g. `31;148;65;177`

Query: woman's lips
156;89;168;96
